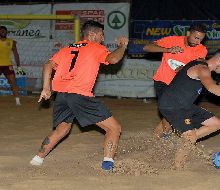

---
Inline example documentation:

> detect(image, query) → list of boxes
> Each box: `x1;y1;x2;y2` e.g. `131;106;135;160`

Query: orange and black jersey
50;40;110;97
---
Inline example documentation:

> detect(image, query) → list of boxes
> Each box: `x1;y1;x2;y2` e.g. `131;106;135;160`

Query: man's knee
212;117;220;130
110;117;122;134
107;123;121;135
100;117;122;135
114;123;122;134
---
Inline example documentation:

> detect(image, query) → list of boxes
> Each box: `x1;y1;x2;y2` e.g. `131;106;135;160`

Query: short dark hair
0;26;7;31
189;23;207;33
81;20;104;37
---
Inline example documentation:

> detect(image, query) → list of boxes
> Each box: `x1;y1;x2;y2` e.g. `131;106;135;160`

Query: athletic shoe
30;155;44;166
101;161;114;171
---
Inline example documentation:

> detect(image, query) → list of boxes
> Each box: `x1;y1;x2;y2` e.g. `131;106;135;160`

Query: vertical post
74;15;80;42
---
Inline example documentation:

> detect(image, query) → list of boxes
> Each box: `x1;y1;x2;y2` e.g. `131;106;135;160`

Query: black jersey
158;60;208;109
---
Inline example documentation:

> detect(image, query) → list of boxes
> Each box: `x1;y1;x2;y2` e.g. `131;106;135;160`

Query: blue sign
0;76;27;95
128;20;220;58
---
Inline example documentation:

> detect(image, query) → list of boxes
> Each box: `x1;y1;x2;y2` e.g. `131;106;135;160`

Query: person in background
158;50;220;169
30;20;128;171
143;23;207;138
0;26;25;105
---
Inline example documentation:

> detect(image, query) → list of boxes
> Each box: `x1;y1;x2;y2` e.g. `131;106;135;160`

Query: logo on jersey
184;118;191;125
168;59;185;71
69;43;87;48
197;87;202;94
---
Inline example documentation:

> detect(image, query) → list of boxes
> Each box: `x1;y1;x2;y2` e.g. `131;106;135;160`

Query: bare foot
153;119;172;138
174;138;194;169
153;121;164;138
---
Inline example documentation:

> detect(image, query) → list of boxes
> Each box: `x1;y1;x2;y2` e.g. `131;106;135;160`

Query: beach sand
0;96;220;190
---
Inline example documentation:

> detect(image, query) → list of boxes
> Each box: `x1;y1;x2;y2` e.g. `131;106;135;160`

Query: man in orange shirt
30;20;128;171
143;24;207;138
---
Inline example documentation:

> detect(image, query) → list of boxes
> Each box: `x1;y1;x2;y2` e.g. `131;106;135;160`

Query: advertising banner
0;4;51;93
0;3;160;98
0;75;27;95
128;20;220;58
53;3;130;52
94;58;160;97
53;3;134;97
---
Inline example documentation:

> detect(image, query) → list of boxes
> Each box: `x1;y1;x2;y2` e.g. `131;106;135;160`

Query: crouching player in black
158;50;220;169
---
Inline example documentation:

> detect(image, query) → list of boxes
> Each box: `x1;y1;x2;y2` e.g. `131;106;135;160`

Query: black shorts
53;92;112;129
154;81;168;100
159;105;214;133
0;66;15;75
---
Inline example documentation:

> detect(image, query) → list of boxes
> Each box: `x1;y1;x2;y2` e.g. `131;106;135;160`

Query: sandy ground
0;95;220;190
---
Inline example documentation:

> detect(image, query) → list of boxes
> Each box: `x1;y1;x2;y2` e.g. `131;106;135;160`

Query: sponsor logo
184;118;191;125
167;59;185;70
107;11;126;29
0;20;31;30
197;88;202;94
0;20;45;39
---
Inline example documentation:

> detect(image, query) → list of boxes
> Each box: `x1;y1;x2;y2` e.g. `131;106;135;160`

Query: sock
103;157;114;163
30;155;44;166
15;97;21;105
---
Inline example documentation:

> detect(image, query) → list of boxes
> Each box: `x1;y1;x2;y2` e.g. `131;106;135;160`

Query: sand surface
0;96;220;190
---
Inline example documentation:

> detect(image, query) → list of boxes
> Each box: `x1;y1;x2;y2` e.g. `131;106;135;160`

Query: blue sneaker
101;161;114;171
213;152;220;169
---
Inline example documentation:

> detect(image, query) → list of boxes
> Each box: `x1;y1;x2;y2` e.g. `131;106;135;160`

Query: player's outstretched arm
143;41;183;54
38;60;54;102
105;36;128;64
143;41;164;52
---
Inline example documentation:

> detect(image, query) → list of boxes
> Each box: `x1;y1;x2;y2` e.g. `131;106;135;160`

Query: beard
187;41;196;47
186;36;197;47
0;33;7;38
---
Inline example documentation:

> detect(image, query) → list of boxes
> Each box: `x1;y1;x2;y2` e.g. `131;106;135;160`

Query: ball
212;152;220;169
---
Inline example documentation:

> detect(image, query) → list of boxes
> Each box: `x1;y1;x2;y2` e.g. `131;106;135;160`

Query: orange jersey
51;40;110;97
153;36;207;85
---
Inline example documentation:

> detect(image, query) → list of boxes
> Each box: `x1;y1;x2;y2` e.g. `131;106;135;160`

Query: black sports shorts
0;66;15;75
154;80;168;100
53;92;112;129
159;105;214;133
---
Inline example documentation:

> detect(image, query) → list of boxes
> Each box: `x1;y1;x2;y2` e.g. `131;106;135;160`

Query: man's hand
38;89;51;102
16;67;26;75
167;46;184;54
116;36;129;48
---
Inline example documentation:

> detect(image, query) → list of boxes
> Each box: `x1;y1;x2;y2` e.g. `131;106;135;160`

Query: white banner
94;58;159;98
53;3;129;51
0;4;51;92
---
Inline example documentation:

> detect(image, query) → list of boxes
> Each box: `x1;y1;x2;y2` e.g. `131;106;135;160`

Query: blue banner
128;20;220;58
0;76;27;95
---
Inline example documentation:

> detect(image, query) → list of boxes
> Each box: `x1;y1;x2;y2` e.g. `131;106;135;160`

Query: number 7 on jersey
69;50;79;72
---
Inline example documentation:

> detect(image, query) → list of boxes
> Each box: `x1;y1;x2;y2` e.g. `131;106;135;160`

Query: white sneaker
16;102;21;106
30;155;44;166
15;97;21;106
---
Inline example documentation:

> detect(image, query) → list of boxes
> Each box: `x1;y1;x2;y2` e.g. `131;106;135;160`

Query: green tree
111;14;121;29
